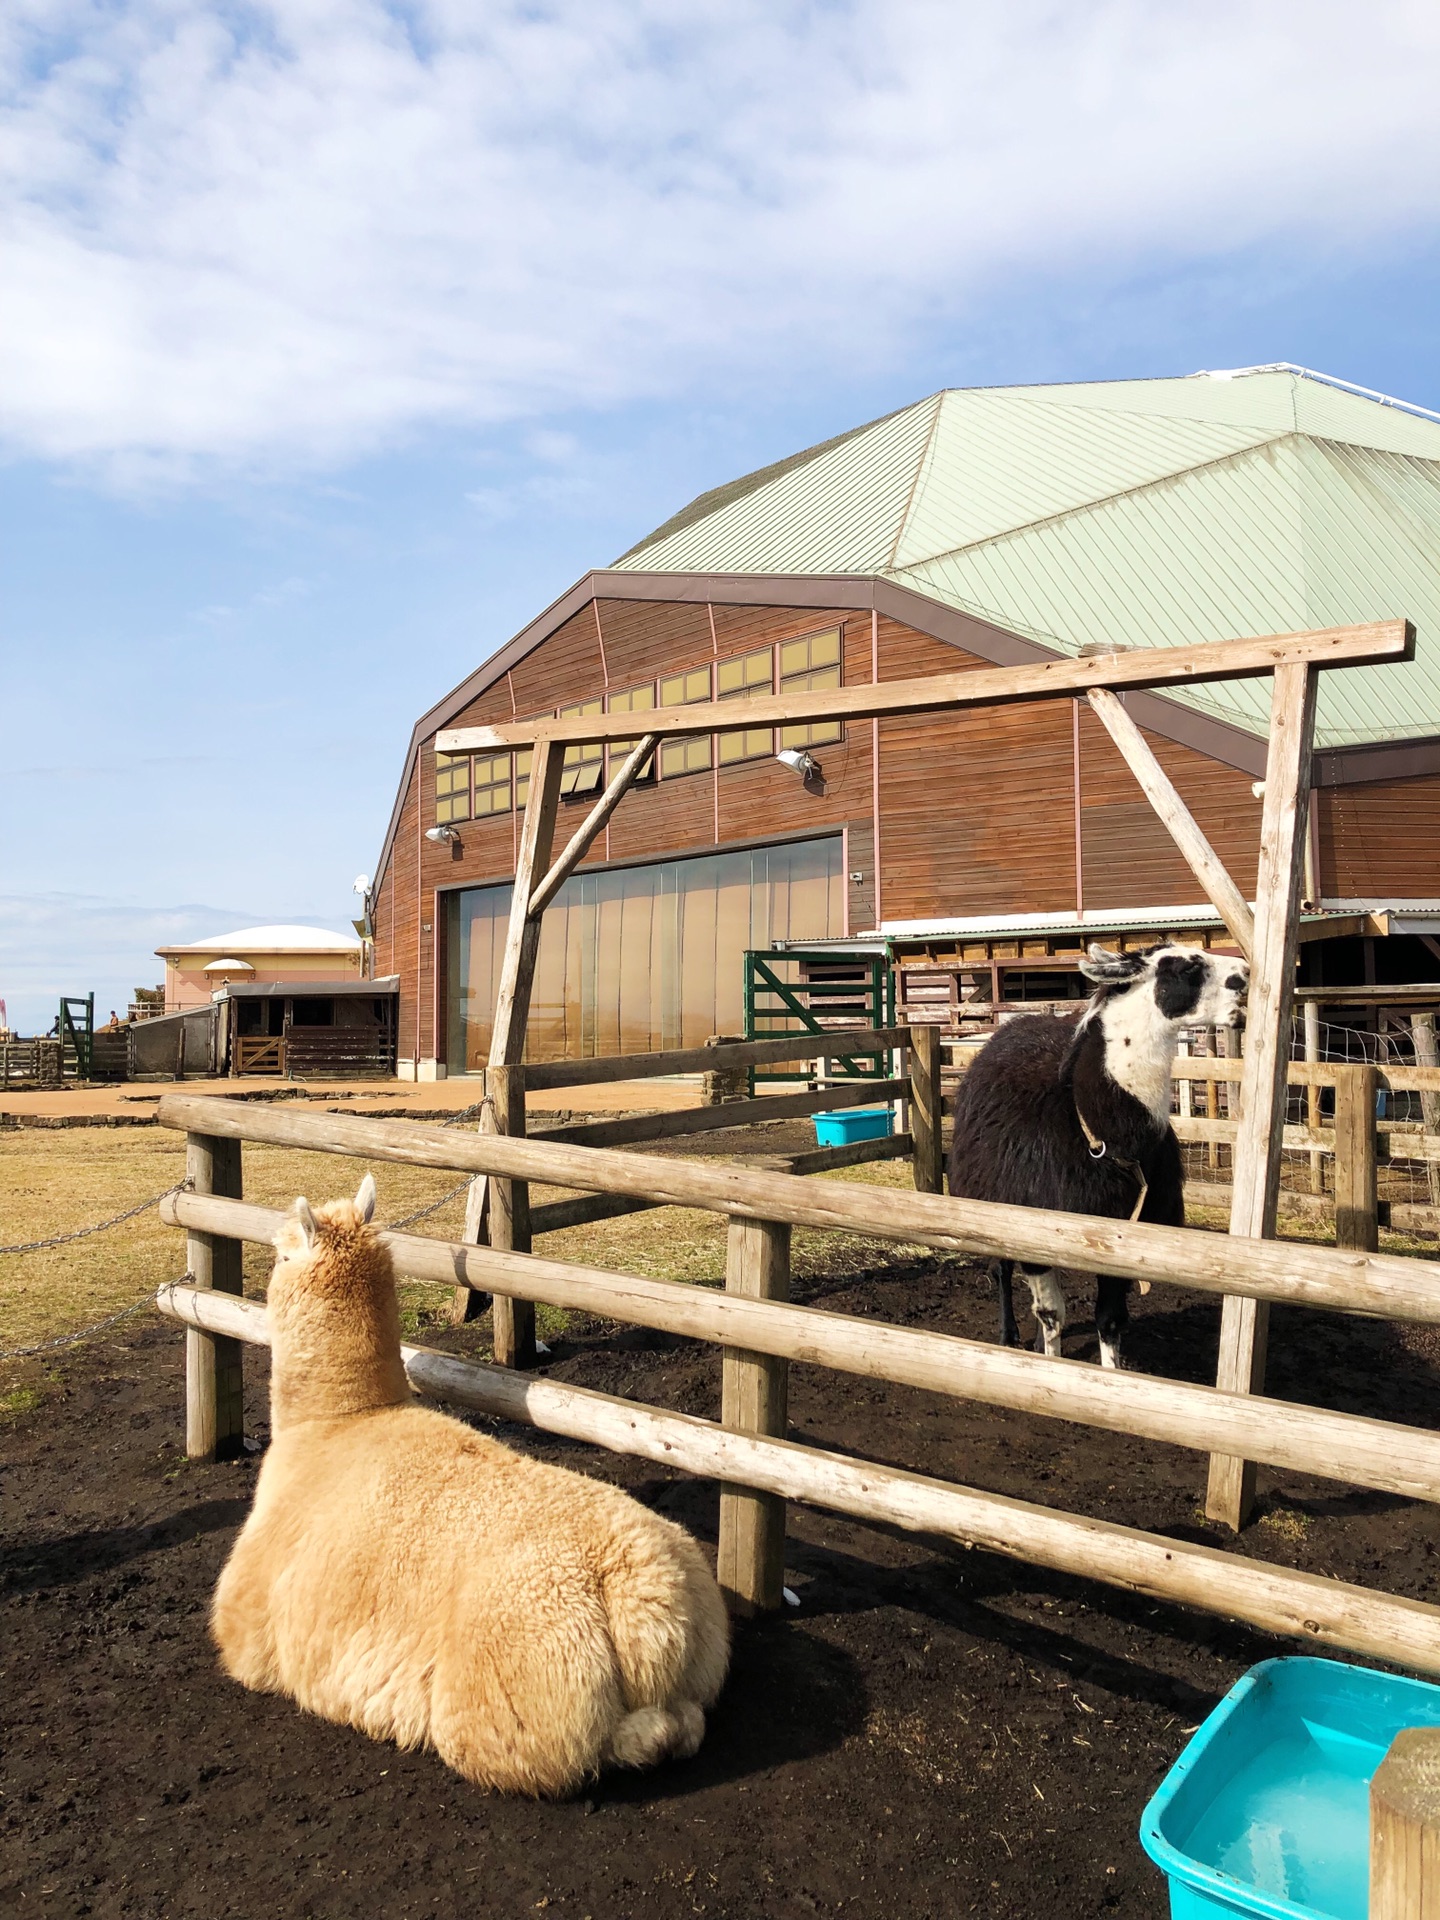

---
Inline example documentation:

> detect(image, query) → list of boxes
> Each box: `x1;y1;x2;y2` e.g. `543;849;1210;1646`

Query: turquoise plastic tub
812;1107;894;1146
1140;1656;1440;1920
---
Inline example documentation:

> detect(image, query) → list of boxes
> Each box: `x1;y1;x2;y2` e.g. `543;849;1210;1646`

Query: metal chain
0;1179;191;1257
0;1288;187;1362
384;1177;474;1230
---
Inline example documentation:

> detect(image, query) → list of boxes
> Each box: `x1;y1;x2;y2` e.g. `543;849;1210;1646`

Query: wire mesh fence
1171;1011;1440;1229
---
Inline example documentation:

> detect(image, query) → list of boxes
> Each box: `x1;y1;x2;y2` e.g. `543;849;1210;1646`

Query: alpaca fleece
211;1185;730;1796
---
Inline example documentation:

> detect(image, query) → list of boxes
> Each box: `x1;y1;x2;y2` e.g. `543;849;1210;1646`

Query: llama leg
993;1260;1020;1347
1095;1274;1130;1370
1019;1265;1067;1357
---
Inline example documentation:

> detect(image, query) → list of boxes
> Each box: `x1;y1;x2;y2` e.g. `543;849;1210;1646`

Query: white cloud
4;1;1440;481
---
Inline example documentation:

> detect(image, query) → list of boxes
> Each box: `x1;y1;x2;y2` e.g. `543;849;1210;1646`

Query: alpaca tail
605;1700;707;1772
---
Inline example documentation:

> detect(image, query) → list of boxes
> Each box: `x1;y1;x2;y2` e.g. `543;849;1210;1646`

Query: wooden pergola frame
438;617;1414;1531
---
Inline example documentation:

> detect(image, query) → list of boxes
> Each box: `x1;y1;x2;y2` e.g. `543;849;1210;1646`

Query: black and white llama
947;942;1249;1369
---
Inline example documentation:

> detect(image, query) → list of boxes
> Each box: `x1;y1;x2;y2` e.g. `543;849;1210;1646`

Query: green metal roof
618;368;1440;749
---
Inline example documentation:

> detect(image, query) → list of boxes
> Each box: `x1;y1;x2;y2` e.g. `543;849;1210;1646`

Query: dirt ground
7;1243;1440;1920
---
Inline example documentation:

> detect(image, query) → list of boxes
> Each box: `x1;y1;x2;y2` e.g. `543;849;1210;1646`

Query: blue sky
4;1;1440;1032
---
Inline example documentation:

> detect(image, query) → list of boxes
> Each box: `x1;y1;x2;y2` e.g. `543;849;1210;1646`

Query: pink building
155;925;363;1013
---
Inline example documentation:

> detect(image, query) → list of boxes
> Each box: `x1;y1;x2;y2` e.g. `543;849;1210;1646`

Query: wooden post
1304;1000;1325;1193
184;1132;244;1461
717;1216;791;1616
1334;1061;1380;1252
909;1024;944;1194
1206;661;1318;1532
1371;1728;1440;1919
1413;1014;1440;1209
453;738;566;1350
1085;687;1255;959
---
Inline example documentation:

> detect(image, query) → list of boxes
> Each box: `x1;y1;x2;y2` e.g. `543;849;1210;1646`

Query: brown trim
372;567;1434;891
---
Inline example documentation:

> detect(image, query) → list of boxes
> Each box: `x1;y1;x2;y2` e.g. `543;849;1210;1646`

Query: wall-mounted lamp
776;747;826;794
426;825;461;846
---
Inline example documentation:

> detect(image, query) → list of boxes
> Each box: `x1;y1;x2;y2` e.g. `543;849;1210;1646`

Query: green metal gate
742;949;894;1087
58;994;94;1080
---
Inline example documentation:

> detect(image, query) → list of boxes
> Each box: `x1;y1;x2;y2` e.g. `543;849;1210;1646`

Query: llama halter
1073;1101;1150;1225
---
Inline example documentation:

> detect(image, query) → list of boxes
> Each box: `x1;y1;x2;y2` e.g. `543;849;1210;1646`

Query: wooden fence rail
153;1090;1440;1670
154;1278;1440;1677
160;1187;1440;1507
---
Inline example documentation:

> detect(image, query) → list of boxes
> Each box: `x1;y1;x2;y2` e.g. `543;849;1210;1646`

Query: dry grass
0;1125;929;1372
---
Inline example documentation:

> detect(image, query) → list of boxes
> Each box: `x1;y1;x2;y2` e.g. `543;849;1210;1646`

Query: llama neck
269;1291;411;1432
1085;991;1179;1126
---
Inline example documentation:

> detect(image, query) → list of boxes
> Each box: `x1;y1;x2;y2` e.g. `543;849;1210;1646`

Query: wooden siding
1321;774;1440;898
875;620;1076;920
1077;707;1263;910
377;592;1437;1070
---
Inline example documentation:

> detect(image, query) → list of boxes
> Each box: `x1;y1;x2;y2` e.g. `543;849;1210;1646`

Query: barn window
435;751;472;823
471;751;511;817
778;629;843;750
607;683;657;782
716;647;774;765
559;699;605;799
658;666;714;778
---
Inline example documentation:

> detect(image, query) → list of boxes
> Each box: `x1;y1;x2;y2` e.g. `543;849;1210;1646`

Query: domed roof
161;925;361;955
618;366;1440;750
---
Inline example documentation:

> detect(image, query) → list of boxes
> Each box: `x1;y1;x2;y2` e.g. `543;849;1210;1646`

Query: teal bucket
1140;1656;1440;1919
812;1107;894;1146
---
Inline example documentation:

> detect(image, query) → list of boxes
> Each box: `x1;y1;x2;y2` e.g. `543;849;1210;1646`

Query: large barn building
371;367;1440;1079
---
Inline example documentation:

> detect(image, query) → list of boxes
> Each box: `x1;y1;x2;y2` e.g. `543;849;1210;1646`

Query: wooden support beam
528;733;659;918
183;1132;245;1462
156;1280;1440;1677
907;1024;945;1194
438;621;1412;752
1372;1728;1440;1919
1206;662;1318;1532
1413;1014;1440;1209
160;1190;1440;1506
738;1134;913;1176
529;1190;661;1235
717;1218;791;1615
1334;1062;1380;1252
1085;687;1255;959
157;1093;1440;1324
455;739;565;1353
520;1025;911;1090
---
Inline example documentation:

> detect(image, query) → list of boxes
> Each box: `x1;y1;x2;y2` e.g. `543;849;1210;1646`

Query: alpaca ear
1079;942;1147;982
355;1173;376;1223
294;1196;318;1247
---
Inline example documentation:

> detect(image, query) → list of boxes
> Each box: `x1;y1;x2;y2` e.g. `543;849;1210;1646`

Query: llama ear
1079;942;1147;983
355;1173;376;1223
294;1196;318;1246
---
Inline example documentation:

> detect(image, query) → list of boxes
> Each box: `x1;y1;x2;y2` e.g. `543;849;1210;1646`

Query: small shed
215;978;399;1078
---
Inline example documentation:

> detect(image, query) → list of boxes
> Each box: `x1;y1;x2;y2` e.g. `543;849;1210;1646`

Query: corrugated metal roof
620;368;1440;748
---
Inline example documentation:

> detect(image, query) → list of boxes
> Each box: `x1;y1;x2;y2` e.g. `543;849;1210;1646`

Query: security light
776;748;820;779
425;826;461;845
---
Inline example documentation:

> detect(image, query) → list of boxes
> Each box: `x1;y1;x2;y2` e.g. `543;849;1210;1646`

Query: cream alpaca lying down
211;1176;730;1796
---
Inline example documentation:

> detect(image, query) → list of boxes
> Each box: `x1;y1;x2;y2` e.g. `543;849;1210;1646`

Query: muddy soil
5;1259;1440;1920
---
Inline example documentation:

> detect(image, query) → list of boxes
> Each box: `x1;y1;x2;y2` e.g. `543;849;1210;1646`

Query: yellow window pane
718;727;772;764
608;683;655;715
779;629;840;676
660;667;711;706
779;718;843;750
659;734;712;778
515;747;533;807
716;647;771;697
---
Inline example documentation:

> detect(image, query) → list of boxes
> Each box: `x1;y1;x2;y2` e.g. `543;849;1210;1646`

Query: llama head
267;1173;409;1424
1080;942;1249;1030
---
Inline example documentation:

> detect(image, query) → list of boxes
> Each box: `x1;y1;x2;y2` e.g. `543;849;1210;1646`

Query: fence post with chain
186;1132;245;1461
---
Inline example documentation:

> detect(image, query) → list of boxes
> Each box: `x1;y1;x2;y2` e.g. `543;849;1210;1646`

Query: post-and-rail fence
152;1078;1440;1682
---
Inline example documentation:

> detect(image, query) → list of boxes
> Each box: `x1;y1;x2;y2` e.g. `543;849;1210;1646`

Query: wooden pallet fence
155;1275;1440;1676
